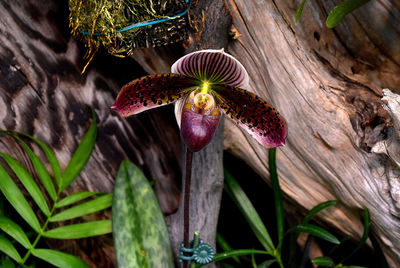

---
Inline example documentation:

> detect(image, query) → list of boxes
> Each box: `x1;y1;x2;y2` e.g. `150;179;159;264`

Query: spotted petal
212;85;287;148
112;74;200;117
171;49;249;88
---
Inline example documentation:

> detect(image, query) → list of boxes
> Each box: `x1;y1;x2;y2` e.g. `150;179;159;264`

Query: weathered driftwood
133;0;400;266
0;0;184;266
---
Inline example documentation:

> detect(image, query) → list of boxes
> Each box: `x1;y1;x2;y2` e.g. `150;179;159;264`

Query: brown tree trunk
0;0;183;266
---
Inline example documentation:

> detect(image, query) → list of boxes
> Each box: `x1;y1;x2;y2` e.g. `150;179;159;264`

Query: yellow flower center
201;81;210;94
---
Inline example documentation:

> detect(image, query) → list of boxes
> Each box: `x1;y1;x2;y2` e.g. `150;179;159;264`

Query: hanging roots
69;0;188;72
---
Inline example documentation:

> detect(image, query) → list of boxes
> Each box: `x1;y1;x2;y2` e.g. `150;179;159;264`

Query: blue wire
81;0;192;36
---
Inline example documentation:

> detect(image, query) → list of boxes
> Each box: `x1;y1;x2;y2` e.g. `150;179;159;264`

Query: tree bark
0;0;183;266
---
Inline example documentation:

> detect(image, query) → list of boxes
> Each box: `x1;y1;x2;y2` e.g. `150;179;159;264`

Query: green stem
189;232;200;268
274;251;284;268
21;189;61;264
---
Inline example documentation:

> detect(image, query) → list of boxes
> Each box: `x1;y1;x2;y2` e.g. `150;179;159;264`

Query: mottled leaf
326;0;370;28
0;153;50;216
31;249;89;268
50;194;112;222
113;161;174;268
0;216;31;248
213;85;287;148
112;74;199;117
0;165;41;232
61;110;97;191
171;49;249;88
0;235;21;263
43;220;111;239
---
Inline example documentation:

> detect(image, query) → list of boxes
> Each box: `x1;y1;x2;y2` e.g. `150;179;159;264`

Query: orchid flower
112;49;287;152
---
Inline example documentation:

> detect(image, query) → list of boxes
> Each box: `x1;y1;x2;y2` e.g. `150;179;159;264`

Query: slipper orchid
112;49;287;152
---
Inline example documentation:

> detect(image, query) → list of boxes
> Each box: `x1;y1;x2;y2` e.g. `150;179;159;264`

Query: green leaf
258;259;276;268
6;134;57;201
311;256;334;267
291;224;340;244
216;233;241;264
269;148;284;252
207;249;269;265
0;153;50;216
43;220;111;239
302;200;340;224
0;165;41;232
55;192;98;208
0;235;22;263
113;161;174;268
61;111;97;191
0;256;16;268
224;170;275;253
31;248;89;268
326;0;370;28
341;207;370;263
17;132;62;188
0;216;31;249
50;194;112;222
341;266;369;268
295;0;307;23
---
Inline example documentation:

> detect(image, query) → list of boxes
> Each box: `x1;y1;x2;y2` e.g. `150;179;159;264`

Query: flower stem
183;148;193;268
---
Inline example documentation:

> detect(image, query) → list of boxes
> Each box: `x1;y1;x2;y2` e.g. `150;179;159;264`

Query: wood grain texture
134;0;400;266
224;0;400;266
0;0;183;266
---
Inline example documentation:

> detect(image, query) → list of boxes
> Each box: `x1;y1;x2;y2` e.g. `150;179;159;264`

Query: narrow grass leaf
269;148;284;251
0;257;16;268
326;0;370;28
55;191;98;208
0;216;31;248
257;259;276;268
196;249;269;267
50;194;112;222
311;256;334;267
32;248;89;268
341;266;368;268
9;135;57;201
61;111;97;191
224;170;275;253
0;165;41;232
292;224;339;244
295;0;307;23
113;161;174;268
341;207;370;263
0;235;22;263
302;200;340;224
216;233;241;264
0;153;50;216
17;132;62;188
43;220;111;239
340;265;368;268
